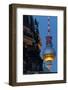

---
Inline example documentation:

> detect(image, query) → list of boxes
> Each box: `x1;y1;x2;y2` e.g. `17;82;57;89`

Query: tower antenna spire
48;16;50;36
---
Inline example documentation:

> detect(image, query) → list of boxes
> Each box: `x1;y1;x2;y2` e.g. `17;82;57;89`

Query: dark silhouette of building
23;15;50;74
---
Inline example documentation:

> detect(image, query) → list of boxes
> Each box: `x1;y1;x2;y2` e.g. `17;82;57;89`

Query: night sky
33;15;57;72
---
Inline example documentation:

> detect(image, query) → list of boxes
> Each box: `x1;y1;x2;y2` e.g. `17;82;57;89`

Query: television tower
43;16;55;70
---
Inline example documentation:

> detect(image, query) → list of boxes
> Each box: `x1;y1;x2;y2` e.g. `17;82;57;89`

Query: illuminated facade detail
43;16;55;70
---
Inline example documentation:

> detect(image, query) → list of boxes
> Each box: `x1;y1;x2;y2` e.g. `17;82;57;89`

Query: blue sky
33;15;57;72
